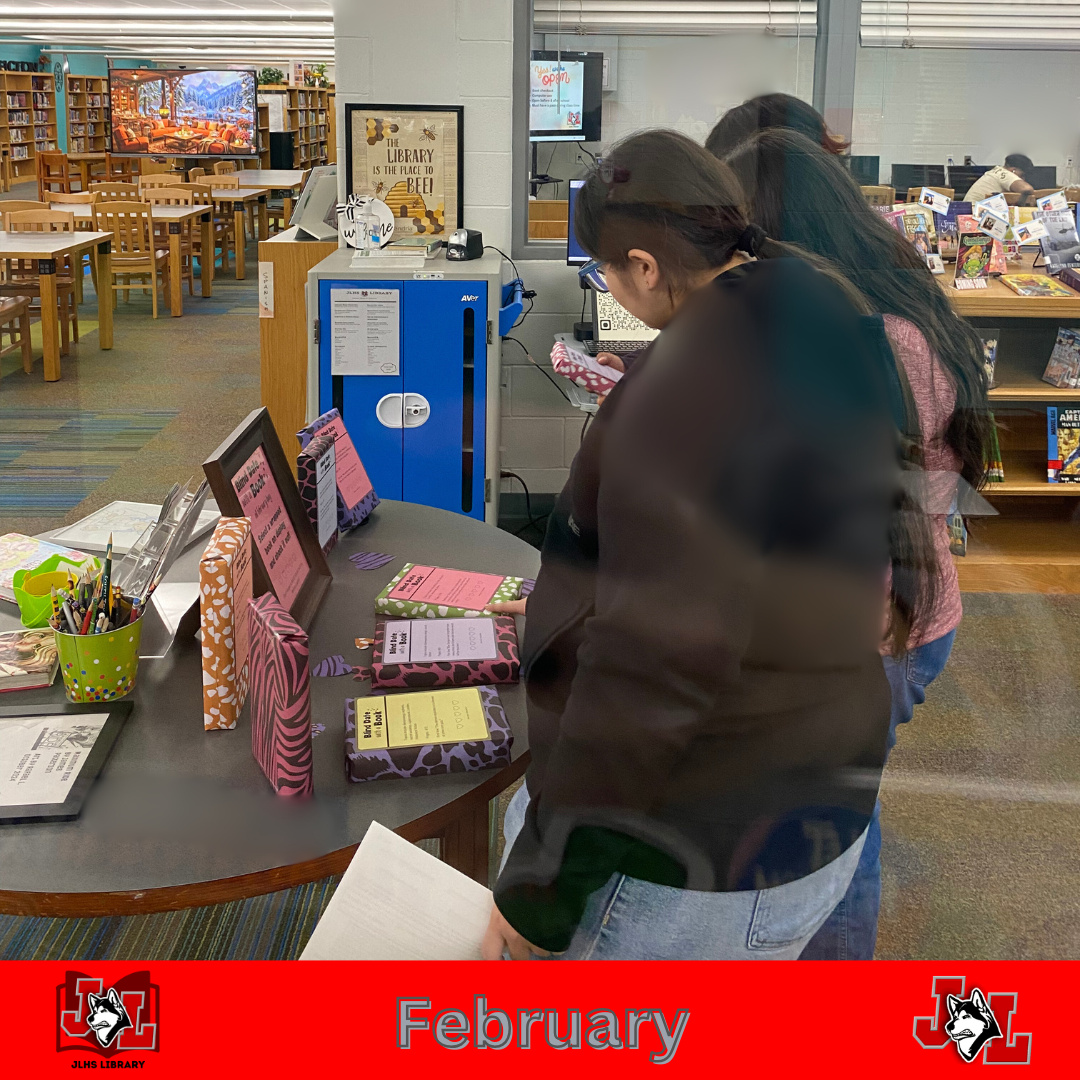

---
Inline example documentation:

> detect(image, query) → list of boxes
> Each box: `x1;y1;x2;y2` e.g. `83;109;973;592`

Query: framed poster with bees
345;103;463;239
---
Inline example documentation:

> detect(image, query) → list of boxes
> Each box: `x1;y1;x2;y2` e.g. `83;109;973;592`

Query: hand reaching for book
486;598;527;616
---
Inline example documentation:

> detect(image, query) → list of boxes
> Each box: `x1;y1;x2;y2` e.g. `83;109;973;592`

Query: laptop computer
580;290;659;357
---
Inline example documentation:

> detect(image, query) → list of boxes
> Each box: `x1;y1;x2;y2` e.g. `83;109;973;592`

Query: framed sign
203;408;331;629
345;103;463;238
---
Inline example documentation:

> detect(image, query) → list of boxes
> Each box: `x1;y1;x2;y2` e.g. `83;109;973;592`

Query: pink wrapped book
368;614;519;690
550;340;623;396
248;592;313;797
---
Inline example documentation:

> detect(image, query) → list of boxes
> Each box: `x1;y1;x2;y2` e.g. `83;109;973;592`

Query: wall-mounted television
529;51;602;143
109;67;257;158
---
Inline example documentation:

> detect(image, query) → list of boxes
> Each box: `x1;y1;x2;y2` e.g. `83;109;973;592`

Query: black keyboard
579;339;647;357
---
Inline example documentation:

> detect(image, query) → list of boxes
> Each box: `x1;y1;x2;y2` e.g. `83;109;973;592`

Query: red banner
5;961;1069;1076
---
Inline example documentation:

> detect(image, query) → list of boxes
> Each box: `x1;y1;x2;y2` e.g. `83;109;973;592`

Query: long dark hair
721;127;993;494
574;129;936;654
705;93;849;160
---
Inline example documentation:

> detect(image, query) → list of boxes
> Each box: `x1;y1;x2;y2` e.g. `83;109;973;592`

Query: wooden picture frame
203;407;331;629
345;103;464;237
0;701;131;824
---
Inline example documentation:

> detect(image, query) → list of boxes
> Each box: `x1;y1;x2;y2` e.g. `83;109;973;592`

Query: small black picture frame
0;701;132;824
203;407;332;629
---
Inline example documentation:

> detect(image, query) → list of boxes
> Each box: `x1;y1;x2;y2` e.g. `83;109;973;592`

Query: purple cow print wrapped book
248;592;313;797
345;684;513;783
296;409;379;531
297;431;338;557
369;614;519;690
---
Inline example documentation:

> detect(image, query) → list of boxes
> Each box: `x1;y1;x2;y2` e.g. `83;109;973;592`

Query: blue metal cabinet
317;277;488;519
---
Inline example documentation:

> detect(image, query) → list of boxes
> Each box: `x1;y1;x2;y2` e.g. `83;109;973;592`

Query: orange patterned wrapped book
199;517;253;731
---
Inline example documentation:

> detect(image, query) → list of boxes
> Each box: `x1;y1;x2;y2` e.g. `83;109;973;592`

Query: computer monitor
567;179;588;265
844;155;880;186
892;164;947;192
948;166;987;199
529;51;603;143
1028;165;1057;189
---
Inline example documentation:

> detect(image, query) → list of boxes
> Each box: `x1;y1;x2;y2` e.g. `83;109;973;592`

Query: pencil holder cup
55;617;143;703
12;554;99;629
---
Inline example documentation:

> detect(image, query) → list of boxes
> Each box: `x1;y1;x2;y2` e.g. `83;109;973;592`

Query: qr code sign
597;294;651;332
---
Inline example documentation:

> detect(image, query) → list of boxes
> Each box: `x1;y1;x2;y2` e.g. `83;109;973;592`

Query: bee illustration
420;126;436;141
373;180;386;197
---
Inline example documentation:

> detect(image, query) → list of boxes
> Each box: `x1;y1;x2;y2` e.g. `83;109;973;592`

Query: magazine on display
1042;327;1080;388
1035;208;1080;274
1048;407;1080;482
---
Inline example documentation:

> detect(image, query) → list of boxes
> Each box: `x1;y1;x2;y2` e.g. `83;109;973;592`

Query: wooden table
65;152;105;190
53;201;214;316
0;229;113;381
0;502;538;916
236;169;306;223
209;187;269;280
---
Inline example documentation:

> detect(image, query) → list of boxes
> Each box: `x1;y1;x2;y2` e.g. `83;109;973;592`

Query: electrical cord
501;470;550;537
484;244;520;281
485;245;536;328
502;336;574;405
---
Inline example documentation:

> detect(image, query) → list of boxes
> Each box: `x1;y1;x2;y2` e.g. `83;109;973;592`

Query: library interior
0;0;1076;965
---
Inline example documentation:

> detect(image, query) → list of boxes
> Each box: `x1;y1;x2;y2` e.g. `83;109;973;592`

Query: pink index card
315;415;373;511
232;446;309;610
389;566;505;610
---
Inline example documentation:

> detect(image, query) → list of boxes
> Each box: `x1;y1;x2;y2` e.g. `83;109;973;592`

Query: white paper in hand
300;821;494;960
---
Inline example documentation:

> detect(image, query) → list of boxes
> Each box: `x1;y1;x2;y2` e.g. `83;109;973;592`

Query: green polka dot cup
55;616;143;703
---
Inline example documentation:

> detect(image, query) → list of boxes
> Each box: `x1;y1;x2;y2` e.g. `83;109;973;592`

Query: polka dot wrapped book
373;563;523;620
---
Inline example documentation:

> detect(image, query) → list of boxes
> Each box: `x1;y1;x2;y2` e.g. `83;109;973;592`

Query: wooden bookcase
30;73;57;161
255;83;332;170
946;254;1080;592
66;74;110;154
256;101;271;168
0;71;56;180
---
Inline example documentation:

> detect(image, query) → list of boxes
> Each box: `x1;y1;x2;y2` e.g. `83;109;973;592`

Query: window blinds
532;1;818;37
860;0;1080;49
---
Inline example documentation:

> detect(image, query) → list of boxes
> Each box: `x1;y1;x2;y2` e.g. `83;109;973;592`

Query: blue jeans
800;628;957;960
499;784;867;960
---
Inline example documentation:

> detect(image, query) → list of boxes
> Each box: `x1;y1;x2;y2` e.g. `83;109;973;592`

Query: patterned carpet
0;408;179;519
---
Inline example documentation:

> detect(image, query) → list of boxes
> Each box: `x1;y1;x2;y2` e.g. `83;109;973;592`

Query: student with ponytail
714;124;994;960
483;129;912;961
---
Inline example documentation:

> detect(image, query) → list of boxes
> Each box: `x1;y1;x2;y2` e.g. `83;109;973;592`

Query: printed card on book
297;409;379;530
345;685;513;783
297;432;338;556
375;563;524;619
199;517;253;731
248;592;313;796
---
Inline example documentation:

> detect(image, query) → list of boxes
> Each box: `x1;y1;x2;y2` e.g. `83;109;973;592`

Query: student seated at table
963;154;1035;205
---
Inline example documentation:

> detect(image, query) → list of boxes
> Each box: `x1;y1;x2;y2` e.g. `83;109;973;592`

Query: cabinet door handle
402;393;431;428
376;393;403;428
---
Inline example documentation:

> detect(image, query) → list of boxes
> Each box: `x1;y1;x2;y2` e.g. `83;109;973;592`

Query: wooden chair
91;201;170;319
0;295;32;375
198;173;240;189
37;151;82;200
139;175;180;191
49;192;99;299
0;200;49;216
213;161;236;175
1002;192;1021;206
173;182;231;274
0;209;80;354
144;188;196;297
0;142;11;194
90;181;141;202
861;185;896;207
1066;187;1080;204
187;167;207;182
101;153;137;183
906;186;953;204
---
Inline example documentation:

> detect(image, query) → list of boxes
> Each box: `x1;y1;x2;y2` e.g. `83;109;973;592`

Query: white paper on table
330;287;400;376
384;617;499;664
50;501;220;555
0;713;108;807
300;821;494;960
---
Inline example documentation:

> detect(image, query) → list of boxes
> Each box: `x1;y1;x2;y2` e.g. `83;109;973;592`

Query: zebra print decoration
248;593;314;797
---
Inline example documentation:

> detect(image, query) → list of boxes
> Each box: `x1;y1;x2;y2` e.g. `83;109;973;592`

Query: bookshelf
66;74;110;154
254;84;332;170
257;101;271;168
944;253;1080;590
0;71;56;180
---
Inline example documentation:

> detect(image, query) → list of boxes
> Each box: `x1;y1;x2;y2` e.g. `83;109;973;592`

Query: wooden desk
209;187;269;279
52;202;215;315
258;227;337;464
0;502;538;915
0;229;113;380
237;169;306;222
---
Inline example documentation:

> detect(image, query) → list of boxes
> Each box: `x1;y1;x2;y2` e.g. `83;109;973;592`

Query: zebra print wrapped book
248;593;313;797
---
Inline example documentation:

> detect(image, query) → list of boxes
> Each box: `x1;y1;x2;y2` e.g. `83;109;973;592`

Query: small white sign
383;618;499;664
974;193;1009;219
1037;190;1069;212
976;209;1009;241
258;261;274;318
315;441;337;550
926;253;945;275
1014;218;1050;244
919;187;951;216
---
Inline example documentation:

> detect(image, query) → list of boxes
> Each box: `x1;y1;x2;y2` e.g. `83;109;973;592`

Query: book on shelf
987;414;1005;483
1057;266;1080;293
978;329;1000;387
1000;274;1075;298
947;512;967;557
1035;208;1080;275
1048;406;1080;482
1042;327;1080;388
953;232;993;290
0;629;59;693
957;215;1005;274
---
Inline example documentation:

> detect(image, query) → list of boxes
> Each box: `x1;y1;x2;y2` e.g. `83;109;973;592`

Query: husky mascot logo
944;989;1002;1062
85;987;133;1048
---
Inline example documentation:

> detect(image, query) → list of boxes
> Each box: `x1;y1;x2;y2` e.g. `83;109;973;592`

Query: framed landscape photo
203;407;332;629
345;103;463;238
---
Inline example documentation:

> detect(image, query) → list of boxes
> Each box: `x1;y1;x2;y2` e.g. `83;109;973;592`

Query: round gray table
0;501;539;916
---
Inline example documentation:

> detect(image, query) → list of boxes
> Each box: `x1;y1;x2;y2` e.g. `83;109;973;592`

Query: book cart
947;253;1080;591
